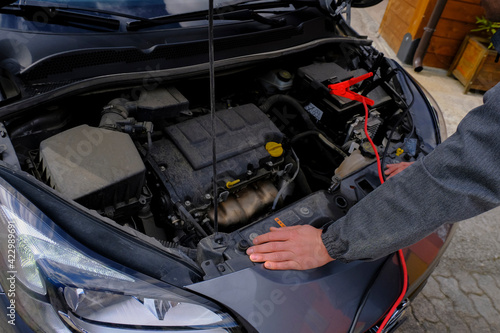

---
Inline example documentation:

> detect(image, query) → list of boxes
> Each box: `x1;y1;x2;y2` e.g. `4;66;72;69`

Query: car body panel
188;258;402;333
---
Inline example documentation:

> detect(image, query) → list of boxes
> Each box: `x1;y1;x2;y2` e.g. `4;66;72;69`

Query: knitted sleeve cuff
321;220;349;262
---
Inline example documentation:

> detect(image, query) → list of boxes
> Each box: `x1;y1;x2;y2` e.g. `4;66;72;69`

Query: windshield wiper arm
0;3;156;31
215;9;286;27
43;7;121;31
0;0;16;9
126;0;317;31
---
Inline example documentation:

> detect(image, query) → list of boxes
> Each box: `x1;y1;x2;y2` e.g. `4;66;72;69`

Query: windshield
1;0;333;70
14;0;257;18
1;0;296;32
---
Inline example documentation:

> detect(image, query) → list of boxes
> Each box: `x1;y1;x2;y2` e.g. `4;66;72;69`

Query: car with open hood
0;0;454;332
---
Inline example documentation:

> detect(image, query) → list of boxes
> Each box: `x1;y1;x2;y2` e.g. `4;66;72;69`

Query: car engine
6;48;427;265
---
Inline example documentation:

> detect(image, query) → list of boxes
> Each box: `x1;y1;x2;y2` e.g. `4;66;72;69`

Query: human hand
384;162;414;179
246;225;334;270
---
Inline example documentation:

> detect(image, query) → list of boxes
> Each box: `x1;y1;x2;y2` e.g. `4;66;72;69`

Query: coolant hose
259;95;316;131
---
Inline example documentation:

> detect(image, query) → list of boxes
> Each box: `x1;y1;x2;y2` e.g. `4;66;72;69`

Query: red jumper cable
328;72;375;106
329;73;408;333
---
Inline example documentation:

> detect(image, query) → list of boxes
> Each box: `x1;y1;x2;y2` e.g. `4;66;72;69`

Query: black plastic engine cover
151;104;283;205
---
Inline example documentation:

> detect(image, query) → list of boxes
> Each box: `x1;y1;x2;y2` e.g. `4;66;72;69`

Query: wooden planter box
448;35;500;93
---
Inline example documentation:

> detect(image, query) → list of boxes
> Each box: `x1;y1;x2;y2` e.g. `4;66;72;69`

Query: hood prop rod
208;0;220;240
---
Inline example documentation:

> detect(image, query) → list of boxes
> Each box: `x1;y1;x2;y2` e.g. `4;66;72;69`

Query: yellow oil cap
226;179;240;189
266;142;283;157
396;148;404;156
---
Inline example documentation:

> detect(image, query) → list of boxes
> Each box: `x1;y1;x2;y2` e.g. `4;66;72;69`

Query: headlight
0;203;134;296
0;178;240;332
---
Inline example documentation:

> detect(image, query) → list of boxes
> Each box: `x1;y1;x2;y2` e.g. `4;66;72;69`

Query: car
0;0;455;332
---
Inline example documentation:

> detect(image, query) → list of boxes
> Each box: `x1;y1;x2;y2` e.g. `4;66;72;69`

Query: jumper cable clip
328;72;375;106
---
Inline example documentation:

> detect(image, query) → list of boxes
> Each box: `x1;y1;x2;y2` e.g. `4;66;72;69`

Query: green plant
471;16;500;49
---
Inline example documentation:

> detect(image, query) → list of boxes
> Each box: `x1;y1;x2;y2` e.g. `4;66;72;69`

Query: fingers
384;162;414;179
246;225;334;270
384;163;403;175
384;164;399;175
263;260;301;270
248;249;295;263
247;240;293;256
247;239;301;270
251;225;301;245
249;252;313;271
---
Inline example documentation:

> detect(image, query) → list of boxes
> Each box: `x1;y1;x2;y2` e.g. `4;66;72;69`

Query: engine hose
272;148;300;210
291;130;347;158
296;168;313;195
160;240;178;248
9;110;70;139
202;219;215;234
283;154;312;195
176;203;208;238
99;98;134;130
259;95;316;131
318;133;348;158
159;240;198;261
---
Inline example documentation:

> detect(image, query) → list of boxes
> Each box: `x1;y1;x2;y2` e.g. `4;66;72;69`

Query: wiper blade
215;9;287;27
0;0;16;9
43;7;121;31
0;3;155;32
127;0;318;31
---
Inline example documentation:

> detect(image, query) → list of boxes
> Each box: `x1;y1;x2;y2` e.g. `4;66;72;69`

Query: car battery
296;62;391;129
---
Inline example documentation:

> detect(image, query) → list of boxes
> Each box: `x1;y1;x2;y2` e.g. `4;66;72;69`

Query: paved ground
351;2;500;332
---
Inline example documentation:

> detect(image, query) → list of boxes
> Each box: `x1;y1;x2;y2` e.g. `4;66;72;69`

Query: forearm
322;84;500;262
322;158;475;262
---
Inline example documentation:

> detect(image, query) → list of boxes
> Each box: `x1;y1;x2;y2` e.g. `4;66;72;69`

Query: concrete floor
351;2;500;332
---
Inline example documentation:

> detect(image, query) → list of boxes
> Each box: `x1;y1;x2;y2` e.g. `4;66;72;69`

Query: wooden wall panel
379;0;419;53
456;0;480;5
420;53;454;69
408;0;435;39
423;0;485;68
390;0;415;23
380;0;486;69
379;11;411;51
440;1;485;22
427;36;462;57
433;19;477;40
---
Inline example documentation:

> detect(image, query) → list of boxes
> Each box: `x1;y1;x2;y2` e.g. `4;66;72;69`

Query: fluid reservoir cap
277;70;292;82
360;142;376;158
266;142;284;157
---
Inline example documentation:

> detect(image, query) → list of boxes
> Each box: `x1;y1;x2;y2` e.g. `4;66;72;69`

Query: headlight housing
0;177;240;332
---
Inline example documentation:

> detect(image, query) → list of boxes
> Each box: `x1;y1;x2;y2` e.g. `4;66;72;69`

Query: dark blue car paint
188;257;403;332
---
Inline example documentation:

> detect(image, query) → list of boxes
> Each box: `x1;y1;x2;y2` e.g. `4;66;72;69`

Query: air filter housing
38;125;146;210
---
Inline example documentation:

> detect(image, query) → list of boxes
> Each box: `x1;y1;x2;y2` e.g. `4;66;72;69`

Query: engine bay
3;43;430;274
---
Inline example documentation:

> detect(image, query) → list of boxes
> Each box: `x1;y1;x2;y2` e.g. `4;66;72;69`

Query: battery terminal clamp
328;72;375;106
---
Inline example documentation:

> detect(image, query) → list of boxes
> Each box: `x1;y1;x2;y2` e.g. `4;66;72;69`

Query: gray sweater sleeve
322;83;500;262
